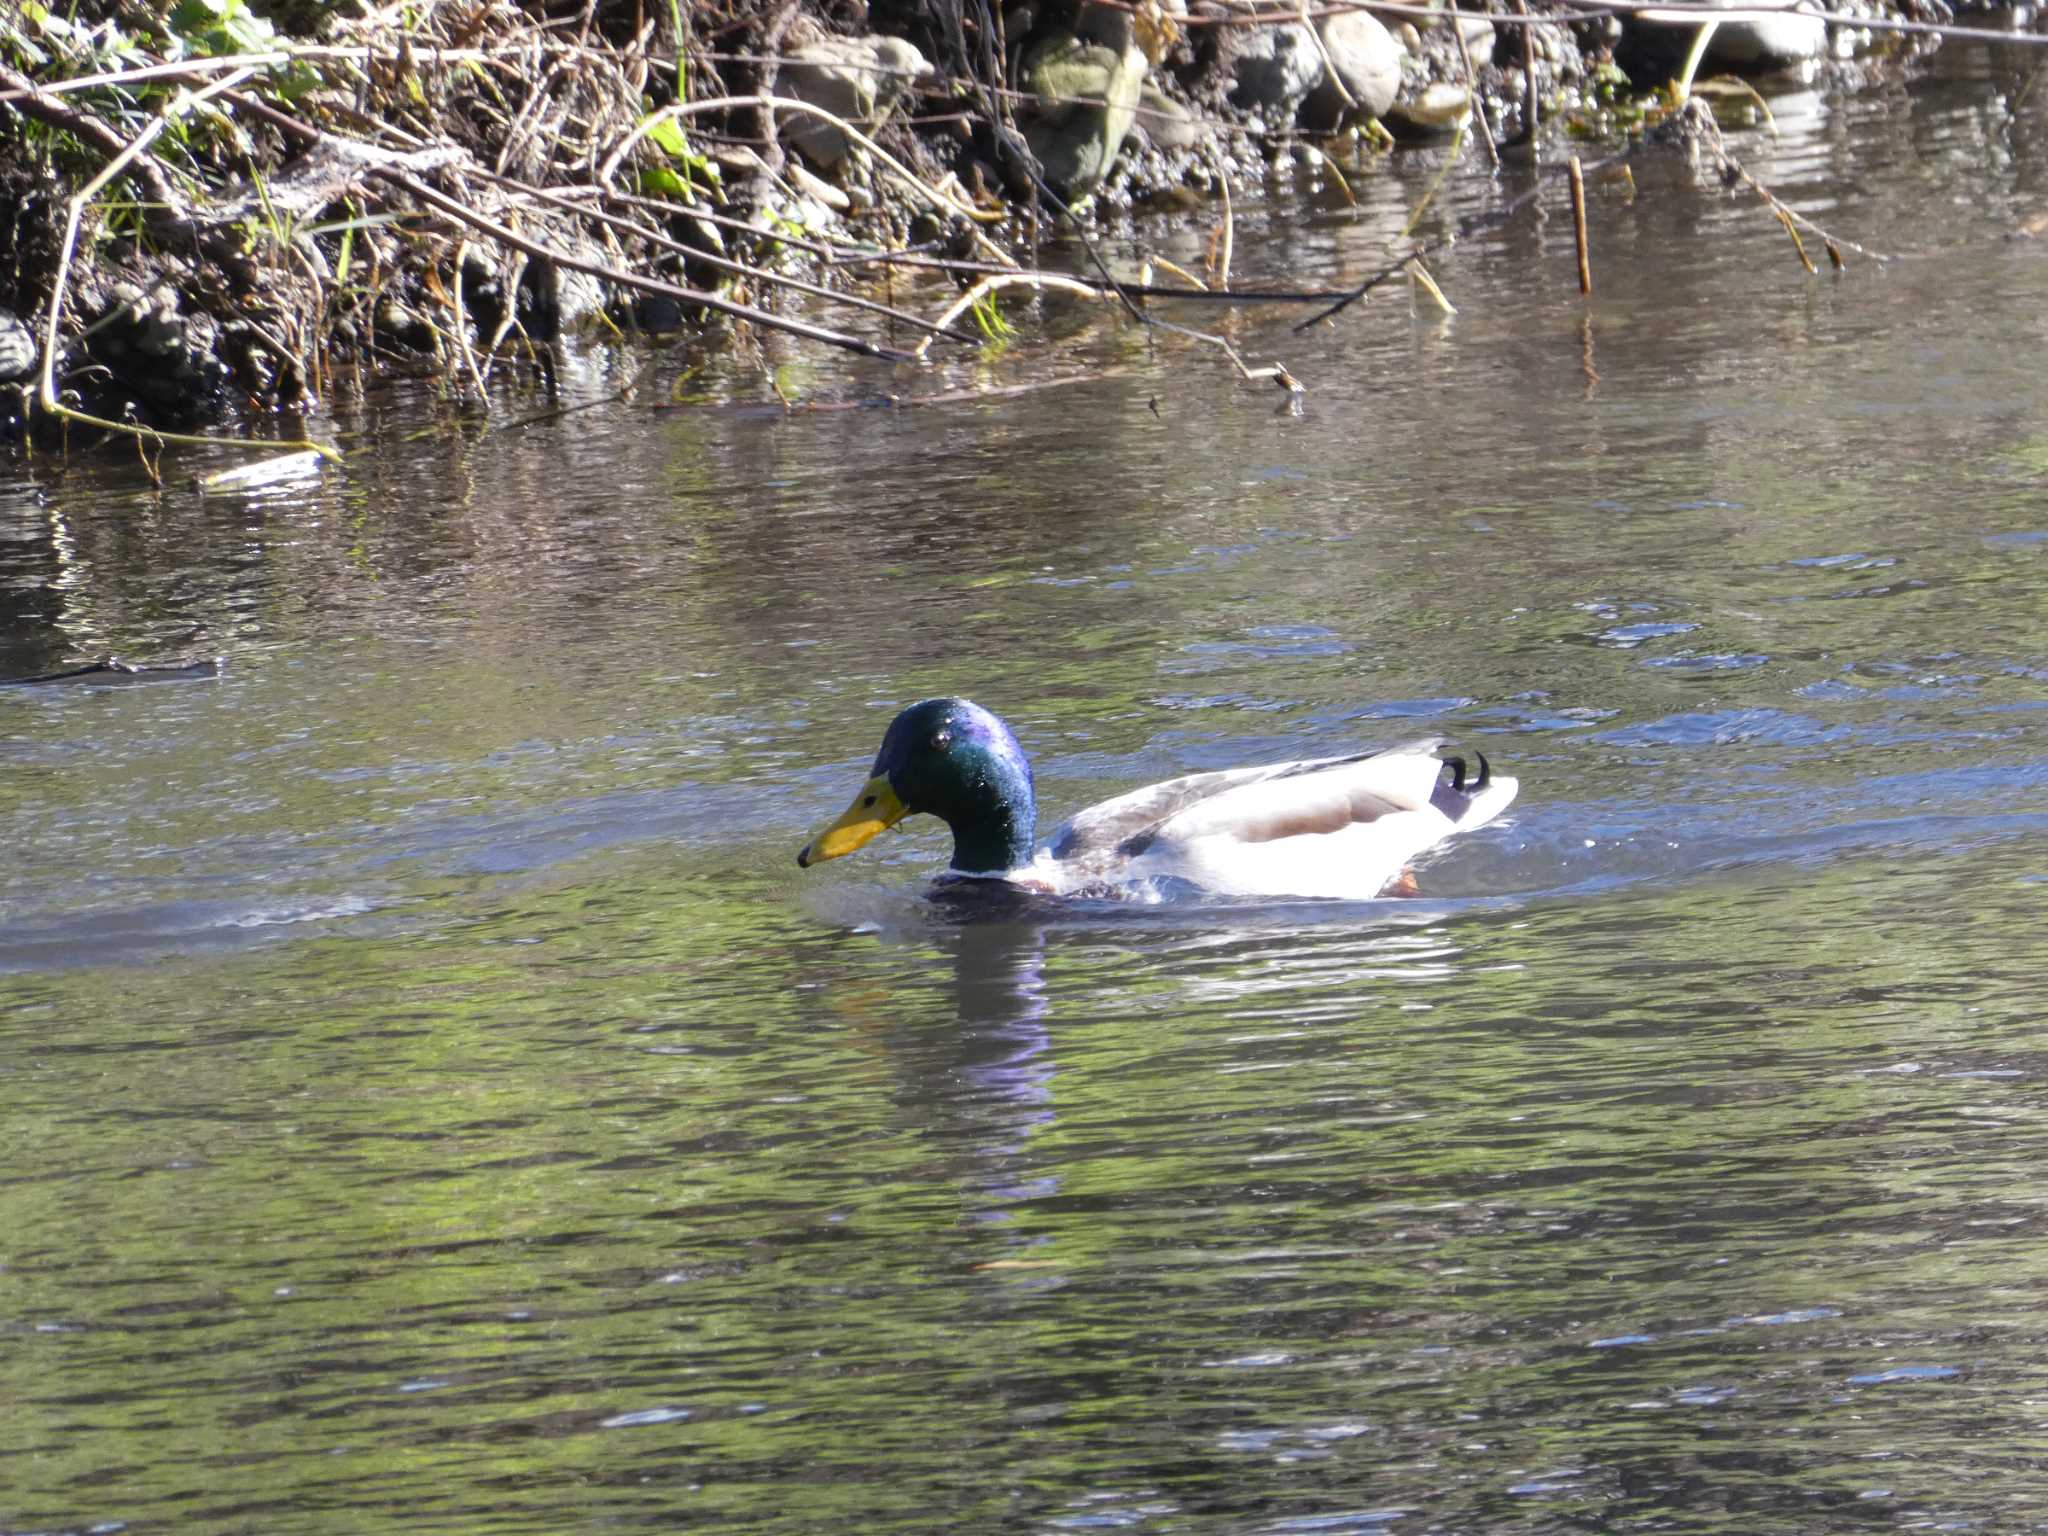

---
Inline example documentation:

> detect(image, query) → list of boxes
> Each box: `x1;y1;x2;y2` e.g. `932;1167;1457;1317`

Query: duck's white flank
1022;739;1517;901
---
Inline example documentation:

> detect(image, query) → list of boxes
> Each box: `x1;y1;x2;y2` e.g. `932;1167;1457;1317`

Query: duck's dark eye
862;795;877;809
931;730;952;751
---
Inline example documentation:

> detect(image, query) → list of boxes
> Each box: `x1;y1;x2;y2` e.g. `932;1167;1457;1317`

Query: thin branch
446;238;492;400
1066;0;2048;50
1655;96;1887;264
1451;10;1501;171
817;250;1359;303
1514;0;1540;149
5;1;2037;118
505;179;983;343
382;169;922;361
0;62;193;232
1302;0;1356;112
34;68;342;463
598;94;1005;230
652;368;1140;414
1569;154;1592;293
1721;142;1884;264
1298;146;1634;331
219;91;934;361
1215;158;1235;291
910;273;1107;360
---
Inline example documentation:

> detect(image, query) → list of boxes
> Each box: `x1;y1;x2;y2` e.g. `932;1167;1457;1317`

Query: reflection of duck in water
799;699;1517;901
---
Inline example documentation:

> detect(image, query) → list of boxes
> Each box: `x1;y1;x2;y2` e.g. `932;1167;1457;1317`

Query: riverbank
0;0;1997;454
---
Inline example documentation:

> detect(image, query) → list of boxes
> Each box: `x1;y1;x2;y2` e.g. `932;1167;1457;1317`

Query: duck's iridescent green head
798;699;1037;876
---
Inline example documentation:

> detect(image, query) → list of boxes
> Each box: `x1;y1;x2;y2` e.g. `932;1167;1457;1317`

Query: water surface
5;55;2048;1534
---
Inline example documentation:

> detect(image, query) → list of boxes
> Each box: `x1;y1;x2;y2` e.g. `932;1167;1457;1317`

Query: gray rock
551;265;609;331
1015;27;1149;202
1133;83;1202;150
84;278;228;419
1074;0;1141;50
1004;1;1041;46
0;310;38;383
1384;80;1473;137
634;294;685;333
98;283;193;361
1619;0;1827;80
1301;9;1404;128
376;295;438;352
1450;11;1497;64
1229;22;1324;125
1525;20;1566;63
780;33;933;168
1706;6;1828;67
530;227;609;334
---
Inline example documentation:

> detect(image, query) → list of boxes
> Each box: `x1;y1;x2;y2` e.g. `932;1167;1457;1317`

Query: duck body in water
798;699;1517;902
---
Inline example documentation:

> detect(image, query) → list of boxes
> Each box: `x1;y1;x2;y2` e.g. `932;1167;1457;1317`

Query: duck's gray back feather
1046;738;1447;863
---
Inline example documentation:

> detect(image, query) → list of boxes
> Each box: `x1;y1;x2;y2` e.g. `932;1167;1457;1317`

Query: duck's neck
947;791;1036;876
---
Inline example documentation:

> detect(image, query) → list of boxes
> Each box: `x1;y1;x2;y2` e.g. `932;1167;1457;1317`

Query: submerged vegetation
0;0;2025;463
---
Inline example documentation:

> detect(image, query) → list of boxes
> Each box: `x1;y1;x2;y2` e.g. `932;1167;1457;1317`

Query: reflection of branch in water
0;655;224;687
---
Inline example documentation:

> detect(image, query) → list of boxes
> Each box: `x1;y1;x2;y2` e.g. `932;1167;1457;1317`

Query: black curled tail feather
1435;748;1492;796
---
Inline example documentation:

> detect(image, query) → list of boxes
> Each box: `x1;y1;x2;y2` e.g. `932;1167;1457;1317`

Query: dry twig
34;67;341;463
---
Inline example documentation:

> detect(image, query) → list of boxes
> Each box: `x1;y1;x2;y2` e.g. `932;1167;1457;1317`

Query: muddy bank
0;0;1983;448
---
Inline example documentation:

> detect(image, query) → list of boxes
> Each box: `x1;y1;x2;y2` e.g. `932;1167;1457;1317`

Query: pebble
0;310;35;382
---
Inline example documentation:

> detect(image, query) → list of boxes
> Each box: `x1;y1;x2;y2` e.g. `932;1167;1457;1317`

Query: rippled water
6;54;2048;1534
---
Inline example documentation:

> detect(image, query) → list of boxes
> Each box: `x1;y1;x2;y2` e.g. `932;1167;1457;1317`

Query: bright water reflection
5;54;2048;1536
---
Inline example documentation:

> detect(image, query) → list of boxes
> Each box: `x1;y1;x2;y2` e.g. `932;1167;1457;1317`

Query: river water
5;46;2048;1535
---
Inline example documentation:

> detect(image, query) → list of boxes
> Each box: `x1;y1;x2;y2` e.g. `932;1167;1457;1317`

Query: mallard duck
798;698;1517;900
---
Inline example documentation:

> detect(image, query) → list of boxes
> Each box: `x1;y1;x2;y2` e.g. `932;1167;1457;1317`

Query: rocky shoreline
0;0;1975;448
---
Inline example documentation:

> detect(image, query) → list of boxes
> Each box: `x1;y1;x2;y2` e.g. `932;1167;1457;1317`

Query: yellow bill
798;775;908;867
